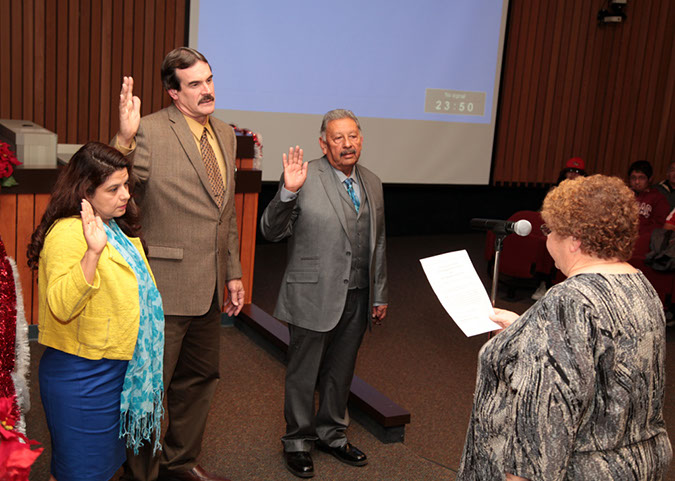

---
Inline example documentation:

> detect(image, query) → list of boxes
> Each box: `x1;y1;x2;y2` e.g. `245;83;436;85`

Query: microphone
470;218;532;236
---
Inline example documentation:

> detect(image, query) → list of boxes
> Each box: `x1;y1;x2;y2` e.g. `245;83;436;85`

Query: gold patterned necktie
200;127;225;207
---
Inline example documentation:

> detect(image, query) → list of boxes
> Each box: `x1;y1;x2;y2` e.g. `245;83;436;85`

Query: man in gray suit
261;109;388;478
115;47;243;481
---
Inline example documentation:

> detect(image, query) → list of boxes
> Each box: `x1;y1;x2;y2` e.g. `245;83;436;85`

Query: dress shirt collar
183;114;215;141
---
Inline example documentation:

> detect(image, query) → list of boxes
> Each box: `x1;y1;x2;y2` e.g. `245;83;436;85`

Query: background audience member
555;157;587;185
27;142;164;481
458;175;672;480
654;160;675;209
629;160;670;234
628;160;670;259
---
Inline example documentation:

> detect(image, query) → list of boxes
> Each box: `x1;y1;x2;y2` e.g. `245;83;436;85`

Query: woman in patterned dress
458;175;672;480
27;142;165;481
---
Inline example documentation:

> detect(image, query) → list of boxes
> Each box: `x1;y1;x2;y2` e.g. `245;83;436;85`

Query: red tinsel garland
0;238;19;423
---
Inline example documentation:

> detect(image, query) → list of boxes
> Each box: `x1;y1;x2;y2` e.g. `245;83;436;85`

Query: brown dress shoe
158;464;231;481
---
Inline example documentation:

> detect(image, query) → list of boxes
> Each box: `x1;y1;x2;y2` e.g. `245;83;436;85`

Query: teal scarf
104;220;164;454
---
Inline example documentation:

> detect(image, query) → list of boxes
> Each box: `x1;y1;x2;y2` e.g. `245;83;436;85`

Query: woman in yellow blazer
27;142;164;481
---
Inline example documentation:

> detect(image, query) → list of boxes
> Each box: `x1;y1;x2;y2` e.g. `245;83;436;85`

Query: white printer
0;119;57;168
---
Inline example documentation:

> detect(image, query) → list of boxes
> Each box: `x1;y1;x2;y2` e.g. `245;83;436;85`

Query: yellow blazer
37;216;156;360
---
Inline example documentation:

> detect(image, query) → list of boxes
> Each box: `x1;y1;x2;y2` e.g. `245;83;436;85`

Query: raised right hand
80;199;107;255
282;145;307;192
118;76;141;148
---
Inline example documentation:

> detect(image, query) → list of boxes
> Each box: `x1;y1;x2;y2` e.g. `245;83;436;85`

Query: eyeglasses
540;224;552;236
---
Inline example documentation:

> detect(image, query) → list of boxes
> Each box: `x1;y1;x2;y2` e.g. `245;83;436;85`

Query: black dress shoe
283;451;315;478
317;442;368;467
158;464;231;481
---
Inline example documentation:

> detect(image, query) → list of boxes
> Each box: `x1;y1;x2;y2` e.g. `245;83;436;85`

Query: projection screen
189;0;509;184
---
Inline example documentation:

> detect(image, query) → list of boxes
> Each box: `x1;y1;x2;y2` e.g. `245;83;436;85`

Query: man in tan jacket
115;47;243;481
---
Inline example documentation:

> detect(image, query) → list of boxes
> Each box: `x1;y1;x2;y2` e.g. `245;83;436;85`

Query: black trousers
282;288;369;452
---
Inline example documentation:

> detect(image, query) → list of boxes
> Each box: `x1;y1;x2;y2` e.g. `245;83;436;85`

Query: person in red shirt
628;160;670;258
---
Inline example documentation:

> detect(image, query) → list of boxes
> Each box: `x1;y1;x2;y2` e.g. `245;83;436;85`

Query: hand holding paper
420;250;501;337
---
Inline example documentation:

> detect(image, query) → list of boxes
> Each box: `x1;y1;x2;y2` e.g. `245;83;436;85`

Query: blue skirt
39;347;128;481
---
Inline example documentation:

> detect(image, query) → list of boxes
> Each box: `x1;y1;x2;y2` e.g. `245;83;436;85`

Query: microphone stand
490;233;507;307
487;233;508;340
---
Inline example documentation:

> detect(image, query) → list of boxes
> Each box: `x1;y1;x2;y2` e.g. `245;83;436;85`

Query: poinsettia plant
0;397;42;480
0;142;21;188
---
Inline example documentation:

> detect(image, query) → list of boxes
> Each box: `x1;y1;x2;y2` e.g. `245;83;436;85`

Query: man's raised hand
282;146;307;193
118;76;141;148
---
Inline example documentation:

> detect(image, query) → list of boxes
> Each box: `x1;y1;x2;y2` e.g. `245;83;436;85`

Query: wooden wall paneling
505;1;528;183
99;0;113;143
575;1;602;174
530;2;552;183
541;2;563;184
44;0;57;135
547;2;574;174
15;195;34;323
132;0;145;115
636;1;664;168
66;0;80;142
109;0;125;141
643;2;667;170
0;0;10;117
614;2;646;172
162;0;177;111
141;0;155;113
235;193;244;247
151;0;166;112
535;1;565;185
88;0;102;142
557;0;585;168
56;0;68;142
605;8;639;176
594;26;619;176
77;0;91;141
174;0;186;61
551;0;573;178
22;0;35;120
10;0;22;118
651;3;675;167
33;0;45;127
493;1;521;183
240;193;258;304
0;195;18;259
511;1;539;184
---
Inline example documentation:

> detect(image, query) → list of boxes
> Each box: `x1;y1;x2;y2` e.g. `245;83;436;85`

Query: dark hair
628;160;653;179
161;47;210;91
27;142;142;271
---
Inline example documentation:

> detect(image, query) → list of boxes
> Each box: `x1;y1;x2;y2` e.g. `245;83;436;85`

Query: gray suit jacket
113;103;242;316
260;156;388;332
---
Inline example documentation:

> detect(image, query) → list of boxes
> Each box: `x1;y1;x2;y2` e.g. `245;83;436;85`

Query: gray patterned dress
458;272;672;480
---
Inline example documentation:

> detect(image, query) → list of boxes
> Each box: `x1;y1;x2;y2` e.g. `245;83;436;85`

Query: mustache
340;149;356;157
199;94;215;104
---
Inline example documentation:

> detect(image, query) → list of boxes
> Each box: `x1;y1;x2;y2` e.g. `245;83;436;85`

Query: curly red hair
541;175;638;260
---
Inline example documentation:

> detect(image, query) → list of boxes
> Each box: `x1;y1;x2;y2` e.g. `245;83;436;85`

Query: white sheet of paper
420;249;500;337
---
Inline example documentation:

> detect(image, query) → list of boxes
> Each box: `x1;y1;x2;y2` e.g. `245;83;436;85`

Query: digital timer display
424;89;486;116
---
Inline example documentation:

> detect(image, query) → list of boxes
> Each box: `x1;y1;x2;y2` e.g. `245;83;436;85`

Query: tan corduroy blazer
114;103;242;316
